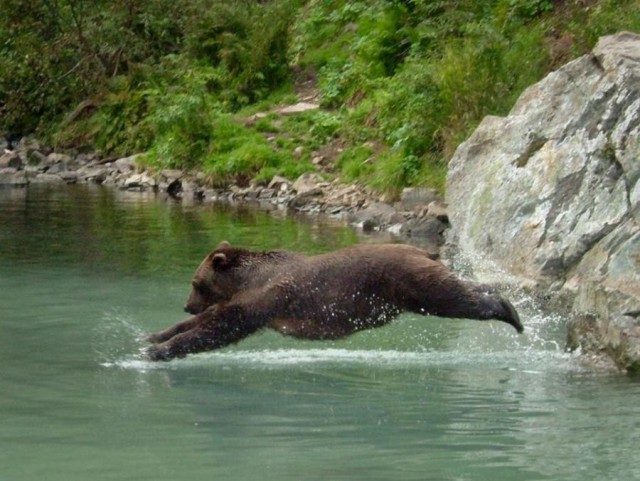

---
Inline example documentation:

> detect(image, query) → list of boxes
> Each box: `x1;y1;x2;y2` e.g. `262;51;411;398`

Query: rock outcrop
446;32;640;373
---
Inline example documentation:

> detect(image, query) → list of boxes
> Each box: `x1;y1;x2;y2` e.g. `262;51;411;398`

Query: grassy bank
2;0;639;196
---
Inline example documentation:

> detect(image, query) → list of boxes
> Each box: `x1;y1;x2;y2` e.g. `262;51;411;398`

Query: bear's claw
145;345;172;362
500;297;523;333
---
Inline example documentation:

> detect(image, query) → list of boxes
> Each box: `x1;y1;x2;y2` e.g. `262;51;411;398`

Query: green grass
294;0;640;195
5;0;640;196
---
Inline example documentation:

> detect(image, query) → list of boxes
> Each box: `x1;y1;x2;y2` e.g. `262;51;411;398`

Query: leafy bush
3;0;640;195
0;0;184;138
184;0;302;109
506;0;553;19
303;0;640;194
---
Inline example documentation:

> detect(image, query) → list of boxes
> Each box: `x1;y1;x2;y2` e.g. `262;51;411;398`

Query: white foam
103;345;575;375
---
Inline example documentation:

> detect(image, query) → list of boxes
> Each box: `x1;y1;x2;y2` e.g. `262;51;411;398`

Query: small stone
46;152;72;165
268;175;291;191
0;152;22;169
59;171;78;183
259;188;275;199
399;187;438;211
124;172;156;190
278;102;319;115
115;154;141;173
45;162;67;175
0;167;28;186
161;169;183;182
32;173;65;184
26;149;47;166
292;172;323;195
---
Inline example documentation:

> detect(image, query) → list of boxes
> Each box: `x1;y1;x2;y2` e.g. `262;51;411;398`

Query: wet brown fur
146;242;523;361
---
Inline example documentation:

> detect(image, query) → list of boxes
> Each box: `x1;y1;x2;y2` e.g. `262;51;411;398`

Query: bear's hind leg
409;275;523;333
474;293;523;333
496;295;523;333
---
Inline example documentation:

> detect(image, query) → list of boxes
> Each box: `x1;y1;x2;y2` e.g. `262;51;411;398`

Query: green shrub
366;149;447;197
505;0;553;19
253;116;281;134
582;0;640;46
4;0;640;196
90;89;154;156
192;114;313;187
184;0;302;109
280;110;343;152
337;144;375;181
0;0;185;138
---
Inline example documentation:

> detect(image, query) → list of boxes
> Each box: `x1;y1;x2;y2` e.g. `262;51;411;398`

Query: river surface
1;185;638;481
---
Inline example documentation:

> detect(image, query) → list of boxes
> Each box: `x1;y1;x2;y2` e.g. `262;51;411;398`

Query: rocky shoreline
0;138;449;257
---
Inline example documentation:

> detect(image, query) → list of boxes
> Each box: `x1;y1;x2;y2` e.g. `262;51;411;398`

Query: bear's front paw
144;332;165;344
145;344;173;362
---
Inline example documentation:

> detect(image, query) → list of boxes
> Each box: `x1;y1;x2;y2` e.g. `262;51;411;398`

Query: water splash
93;308;148;364
99;263;574;375
104;338;575;374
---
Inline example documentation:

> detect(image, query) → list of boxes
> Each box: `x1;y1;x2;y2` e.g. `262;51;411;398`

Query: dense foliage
1;0;639;193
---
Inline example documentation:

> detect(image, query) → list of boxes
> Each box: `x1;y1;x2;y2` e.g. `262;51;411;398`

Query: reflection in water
1;185;638;481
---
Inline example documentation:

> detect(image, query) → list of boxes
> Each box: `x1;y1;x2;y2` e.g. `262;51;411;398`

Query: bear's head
184;241;246;314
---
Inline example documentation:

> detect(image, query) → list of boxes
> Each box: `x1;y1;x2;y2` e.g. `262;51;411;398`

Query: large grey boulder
446;32;640;373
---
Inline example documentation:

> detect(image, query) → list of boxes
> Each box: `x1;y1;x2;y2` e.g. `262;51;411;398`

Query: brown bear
146;241;523;361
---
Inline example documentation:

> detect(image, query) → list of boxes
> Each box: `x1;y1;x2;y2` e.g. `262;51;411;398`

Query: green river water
1;185;638;481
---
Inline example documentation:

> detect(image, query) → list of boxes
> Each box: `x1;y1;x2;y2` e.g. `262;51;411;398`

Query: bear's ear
216;240;231;249
211;252;228;270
